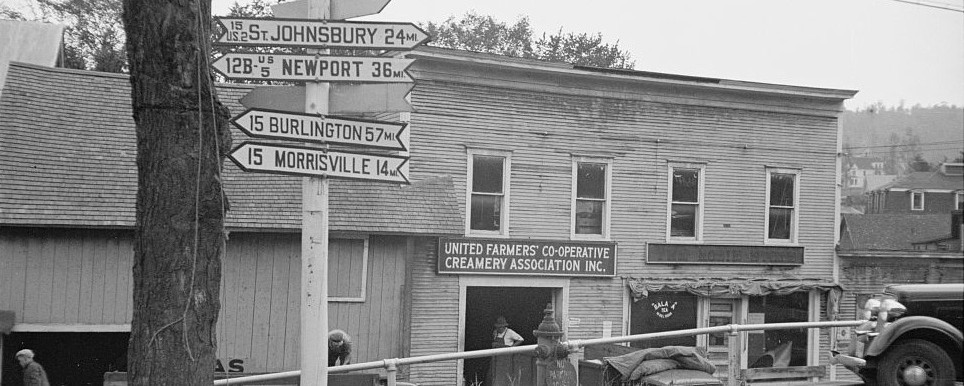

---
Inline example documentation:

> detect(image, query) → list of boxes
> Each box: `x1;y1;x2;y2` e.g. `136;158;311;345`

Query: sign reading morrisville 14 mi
215;18;430;49
229;142;410;183
212;54;414;83
438;237;617;277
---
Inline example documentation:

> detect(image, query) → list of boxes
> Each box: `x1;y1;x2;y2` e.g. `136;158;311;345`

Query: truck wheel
876;339;955;386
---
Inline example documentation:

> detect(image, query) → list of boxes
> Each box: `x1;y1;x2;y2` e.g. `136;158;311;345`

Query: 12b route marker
228;142;410;184
215;18;430;50
231;108;408;151
212;53;414;83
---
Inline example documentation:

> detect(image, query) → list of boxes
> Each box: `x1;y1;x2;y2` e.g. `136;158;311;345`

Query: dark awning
626;277;843;319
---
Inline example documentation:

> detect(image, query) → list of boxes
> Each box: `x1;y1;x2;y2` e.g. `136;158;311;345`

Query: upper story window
910;191;924;211
467;150;510;236
667;163;704;242
766;169;799;243
572;158;611;239
955;191;963;211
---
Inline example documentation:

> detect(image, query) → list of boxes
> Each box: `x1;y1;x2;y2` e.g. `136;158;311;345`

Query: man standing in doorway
492;316;524;347
16;349;50;386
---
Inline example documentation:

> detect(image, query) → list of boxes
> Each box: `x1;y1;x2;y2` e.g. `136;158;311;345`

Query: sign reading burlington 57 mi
228;142;410;184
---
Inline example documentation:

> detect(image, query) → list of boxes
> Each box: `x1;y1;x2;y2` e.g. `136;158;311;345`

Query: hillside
842;104;964;165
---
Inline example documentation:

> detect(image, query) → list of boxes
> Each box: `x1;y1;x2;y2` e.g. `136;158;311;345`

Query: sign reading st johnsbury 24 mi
438;237;616;277
215;18;430;50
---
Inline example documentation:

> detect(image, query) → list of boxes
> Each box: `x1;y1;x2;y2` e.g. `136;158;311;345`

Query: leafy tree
909;154;933;172
0;0;127;72
423;12;635;69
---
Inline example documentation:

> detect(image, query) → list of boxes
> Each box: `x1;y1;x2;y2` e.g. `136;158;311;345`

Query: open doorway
2;332;128;386
462;286;552;386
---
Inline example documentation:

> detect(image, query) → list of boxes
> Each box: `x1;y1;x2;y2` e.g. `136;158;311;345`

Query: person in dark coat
16;349;50;386
328;329;352;366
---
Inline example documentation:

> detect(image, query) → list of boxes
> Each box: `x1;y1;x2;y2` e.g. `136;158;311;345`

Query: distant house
842;156;894;192
866;163;964;214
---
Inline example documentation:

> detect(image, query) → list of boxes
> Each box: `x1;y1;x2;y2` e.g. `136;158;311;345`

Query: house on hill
2;44;858;385
866;163;964;214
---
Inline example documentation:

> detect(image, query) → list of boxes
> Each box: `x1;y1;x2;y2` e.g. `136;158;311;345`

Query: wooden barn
1;45;856;385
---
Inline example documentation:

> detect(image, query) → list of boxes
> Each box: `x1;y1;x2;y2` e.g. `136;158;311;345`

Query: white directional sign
231;109;409;151
215;18;430;50
239;84;415;113
229;142;410;184
212;54;413;83
272;0;391;20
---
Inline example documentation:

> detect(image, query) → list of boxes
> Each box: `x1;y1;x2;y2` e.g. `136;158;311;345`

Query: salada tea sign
438;237;616;277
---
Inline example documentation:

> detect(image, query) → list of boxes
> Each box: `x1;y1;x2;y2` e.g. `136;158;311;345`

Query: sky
5;0;962;110
208;0;964;110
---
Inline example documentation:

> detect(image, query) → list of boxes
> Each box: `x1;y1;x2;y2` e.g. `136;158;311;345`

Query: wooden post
727;330;741;385
301;0;331;385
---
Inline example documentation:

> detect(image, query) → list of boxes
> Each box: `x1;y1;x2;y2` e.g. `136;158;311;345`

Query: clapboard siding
1;228;409;373
216;233;409;373
409;238;461;385
566;277;626;342
0;228;133;325
407;80;838;281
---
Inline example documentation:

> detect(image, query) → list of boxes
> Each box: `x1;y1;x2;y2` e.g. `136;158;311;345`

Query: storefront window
630;292;698;349
747;292;809;367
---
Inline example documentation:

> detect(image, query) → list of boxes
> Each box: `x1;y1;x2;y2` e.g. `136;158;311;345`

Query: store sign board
231;109;408;150
214;18;430;50
646;243;804;265
437;237;617;277
212;53;414;83
228;142;410;184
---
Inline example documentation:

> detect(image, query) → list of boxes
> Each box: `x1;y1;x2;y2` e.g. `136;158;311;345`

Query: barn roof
0;62;461;235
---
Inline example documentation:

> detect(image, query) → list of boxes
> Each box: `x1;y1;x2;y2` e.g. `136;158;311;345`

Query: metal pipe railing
213;320;866;385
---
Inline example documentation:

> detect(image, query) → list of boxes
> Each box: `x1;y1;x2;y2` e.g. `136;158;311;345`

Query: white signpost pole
302;0;330;384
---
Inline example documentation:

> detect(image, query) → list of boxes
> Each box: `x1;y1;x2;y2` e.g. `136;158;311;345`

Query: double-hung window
766;169;799;243
572;158;611;238
910;190;925;211
668;164;703;241
467;150;510;236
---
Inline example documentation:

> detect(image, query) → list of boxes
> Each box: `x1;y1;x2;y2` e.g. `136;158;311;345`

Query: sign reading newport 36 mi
216;18;430;50
438;237;617;277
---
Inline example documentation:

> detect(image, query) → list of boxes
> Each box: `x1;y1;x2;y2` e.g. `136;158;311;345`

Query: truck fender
865;315;963;357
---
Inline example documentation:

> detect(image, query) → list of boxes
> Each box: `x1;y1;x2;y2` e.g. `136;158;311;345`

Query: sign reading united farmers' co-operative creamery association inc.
438;237;616;277
215;18;430;50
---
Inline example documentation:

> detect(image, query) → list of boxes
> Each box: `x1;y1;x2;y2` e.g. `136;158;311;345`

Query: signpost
215;18;430;49
228;142;410;183
231;109;409;150
214;0;427;383
212;53;414;83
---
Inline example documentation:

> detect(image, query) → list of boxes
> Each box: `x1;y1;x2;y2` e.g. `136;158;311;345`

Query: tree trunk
121;0;232;384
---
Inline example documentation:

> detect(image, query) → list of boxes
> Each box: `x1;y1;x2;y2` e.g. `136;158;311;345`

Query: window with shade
573;159;610;238
766;169;799;243
668;165;703;241
468;151;509;235
911;191;924;211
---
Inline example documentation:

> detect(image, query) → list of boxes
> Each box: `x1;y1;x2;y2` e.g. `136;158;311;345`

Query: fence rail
213;320;865;385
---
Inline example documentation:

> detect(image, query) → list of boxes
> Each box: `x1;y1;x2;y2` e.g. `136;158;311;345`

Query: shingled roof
0;62;462;234
874;169;964;192
839;213;953;251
